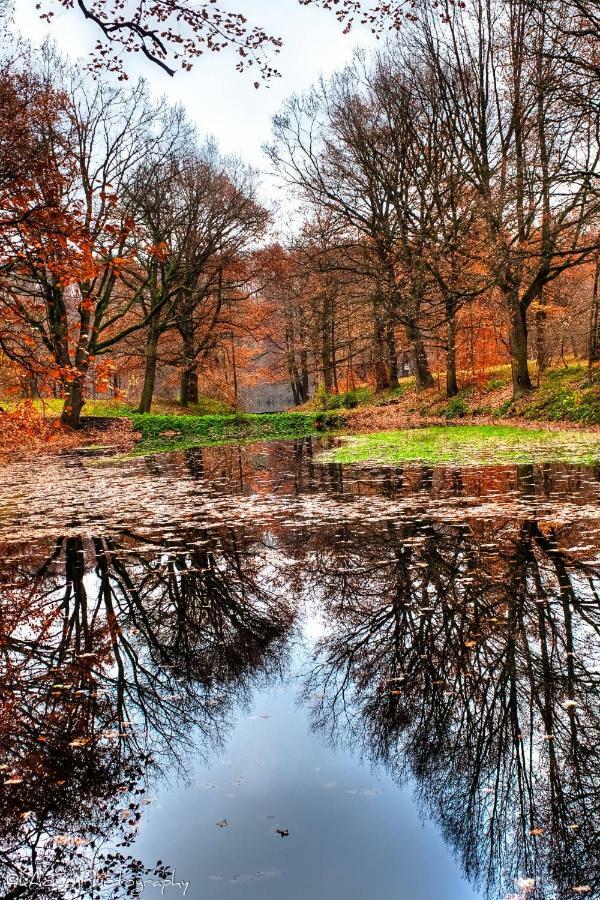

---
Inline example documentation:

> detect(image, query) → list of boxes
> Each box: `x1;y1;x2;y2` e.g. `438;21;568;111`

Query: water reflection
0;527;294;897
0;441;599;898
302;494;600;899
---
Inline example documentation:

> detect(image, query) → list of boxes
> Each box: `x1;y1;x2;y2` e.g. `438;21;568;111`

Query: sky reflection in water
1;438;599;899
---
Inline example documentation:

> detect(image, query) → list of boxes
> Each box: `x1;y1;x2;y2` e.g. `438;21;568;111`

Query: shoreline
2;406;600;463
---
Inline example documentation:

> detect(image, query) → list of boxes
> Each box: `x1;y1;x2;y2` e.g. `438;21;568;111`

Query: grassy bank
4;361;600;458
320;424;600;467
8;395;234;419
309;362;600;427
130;410;343;453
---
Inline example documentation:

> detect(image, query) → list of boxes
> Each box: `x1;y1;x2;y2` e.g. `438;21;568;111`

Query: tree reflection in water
2;442;600;899
0;527;294;898
303;464;600;900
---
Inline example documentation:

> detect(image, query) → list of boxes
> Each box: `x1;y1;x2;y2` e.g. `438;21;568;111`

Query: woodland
0;0;598;442
2;5;600;899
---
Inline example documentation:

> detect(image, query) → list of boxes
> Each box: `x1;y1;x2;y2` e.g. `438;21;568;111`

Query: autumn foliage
0;1;597;430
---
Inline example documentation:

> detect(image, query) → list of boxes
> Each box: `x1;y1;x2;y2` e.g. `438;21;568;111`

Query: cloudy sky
13;0;378;173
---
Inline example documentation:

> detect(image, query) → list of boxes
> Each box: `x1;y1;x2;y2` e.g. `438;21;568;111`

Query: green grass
89;396;233;417
332;362;600;426
309;382;413;411
130;410;344;454
511;365;600;424
3;395;234;418
319;424;600;467
314;385;375;410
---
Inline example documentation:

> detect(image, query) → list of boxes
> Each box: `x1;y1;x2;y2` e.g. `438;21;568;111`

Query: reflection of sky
134;639;480;900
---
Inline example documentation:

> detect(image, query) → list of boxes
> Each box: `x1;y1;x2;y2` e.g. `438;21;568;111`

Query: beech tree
411;0;600;397
123;143;267;412
0;72;182;426
268;61;436;390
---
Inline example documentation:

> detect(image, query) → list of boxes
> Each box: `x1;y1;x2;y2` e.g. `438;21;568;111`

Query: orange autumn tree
0;71;185;427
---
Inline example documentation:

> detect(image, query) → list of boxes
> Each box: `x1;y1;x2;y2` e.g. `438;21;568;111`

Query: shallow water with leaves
1;437;599;899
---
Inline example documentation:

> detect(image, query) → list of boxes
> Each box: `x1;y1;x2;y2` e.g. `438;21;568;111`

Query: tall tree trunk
371;287;390;391
446;310;459;399
230;336;238;407
509;300;533;398
180;366;199;407
22;373;37;400
406;321;434;390
386;322;399;390
373;300;390;391
61;376;86;428
179;321;199;407
139;329;159;413
300;348;309;402
287;353;302;406
60;295;92;427
321;318;334;391
535;286;547;377
588;252;600;377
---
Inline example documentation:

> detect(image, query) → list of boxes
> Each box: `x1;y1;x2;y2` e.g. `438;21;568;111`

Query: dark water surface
1;438;599;899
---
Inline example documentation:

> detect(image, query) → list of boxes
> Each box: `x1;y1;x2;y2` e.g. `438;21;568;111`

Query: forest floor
3;361;600;460
0;406;339;459
309;361;600;433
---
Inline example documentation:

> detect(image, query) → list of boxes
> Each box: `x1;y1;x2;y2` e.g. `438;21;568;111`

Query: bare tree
417;0;600;397
123;143;268;412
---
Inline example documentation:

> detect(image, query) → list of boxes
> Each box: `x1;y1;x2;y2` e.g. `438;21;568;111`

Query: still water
1;438;599;899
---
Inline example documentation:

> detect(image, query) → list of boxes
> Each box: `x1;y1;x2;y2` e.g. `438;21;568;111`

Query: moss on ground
320;424;600;467
129;410;344;454
332;362;600;426
26;395;234;418
508;365;600;424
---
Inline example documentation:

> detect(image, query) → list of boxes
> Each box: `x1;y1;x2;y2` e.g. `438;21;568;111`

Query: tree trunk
179;320;199;407
180;366;199;407
588;252;600;376
321;330;333;391
535;287;547;377
386;323;399;390
509;301;533;398
406;321;434;390
372;307;390;391
446;311;459;399
22;373;37;400
230;336;238;407
371;289;390;391
139;329;159;413
300;349;310;402
61;376;86;428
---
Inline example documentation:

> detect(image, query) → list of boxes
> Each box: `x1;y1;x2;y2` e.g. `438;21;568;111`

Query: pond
1;437;599;899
